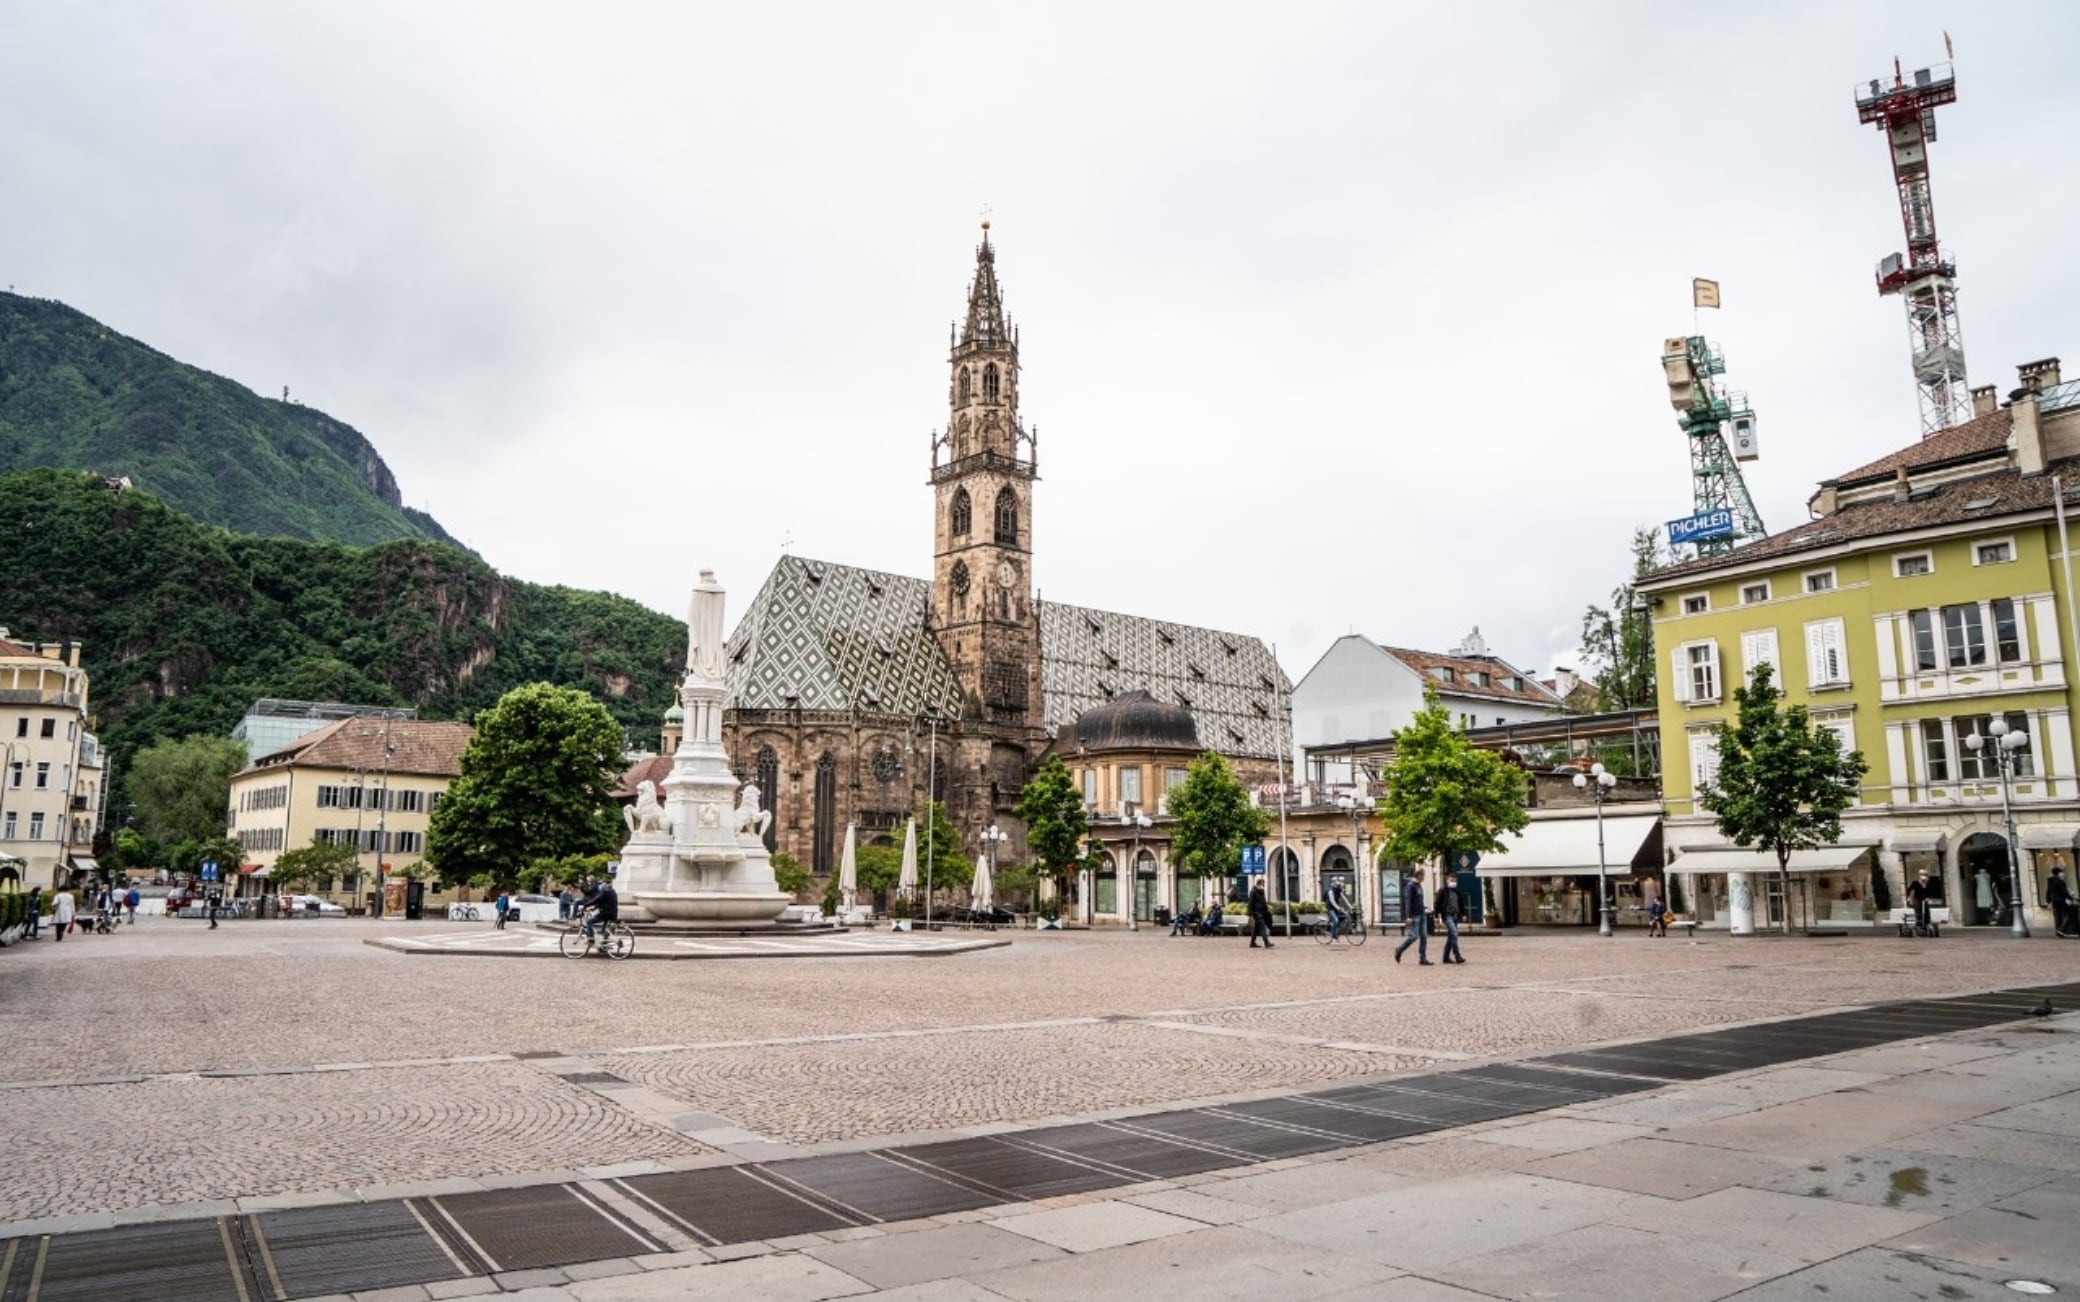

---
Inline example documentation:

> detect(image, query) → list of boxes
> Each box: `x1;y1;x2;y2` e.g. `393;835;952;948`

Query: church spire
956;220;1012;356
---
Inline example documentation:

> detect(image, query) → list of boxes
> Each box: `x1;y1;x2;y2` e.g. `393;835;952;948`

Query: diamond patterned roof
725;555;1289;758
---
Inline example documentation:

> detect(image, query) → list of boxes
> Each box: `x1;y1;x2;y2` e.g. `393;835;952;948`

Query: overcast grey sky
5;2;2077;688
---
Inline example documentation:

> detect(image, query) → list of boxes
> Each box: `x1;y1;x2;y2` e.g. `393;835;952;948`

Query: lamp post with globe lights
1125;807;1150;932
1573;762;1619;936
1965;718;2031;937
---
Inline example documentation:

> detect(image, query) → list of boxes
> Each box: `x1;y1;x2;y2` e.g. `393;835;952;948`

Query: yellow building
0;630;106;888
1640;358;2080;931
227;715;472;899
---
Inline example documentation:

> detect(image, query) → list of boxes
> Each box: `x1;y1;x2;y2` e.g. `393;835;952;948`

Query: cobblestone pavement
0;916;2073;1224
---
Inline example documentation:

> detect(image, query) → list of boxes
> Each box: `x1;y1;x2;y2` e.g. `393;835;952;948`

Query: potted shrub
890;895;912;932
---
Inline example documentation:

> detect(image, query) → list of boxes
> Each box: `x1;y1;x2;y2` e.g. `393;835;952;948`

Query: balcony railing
0;689;82;709
929;450;1034;485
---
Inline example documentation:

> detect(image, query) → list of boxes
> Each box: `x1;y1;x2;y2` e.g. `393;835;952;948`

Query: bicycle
1313;909;1367;946
450;903;480;922
559;910;635;960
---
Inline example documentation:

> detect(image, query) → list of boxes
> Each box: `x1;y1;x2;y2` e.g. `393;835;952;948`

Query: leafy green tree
1579;527;1662;715
531;852;613;891
855;843;903;894
127;735;247;847
916;800;972;894
1697;662;1869;934
106;826;153;873
1015;756;1090;898
771;852;811;897
270;840;360;893
176;835;245;878
425;683;626;888
1379;688;1531;879
1166;752;1269;883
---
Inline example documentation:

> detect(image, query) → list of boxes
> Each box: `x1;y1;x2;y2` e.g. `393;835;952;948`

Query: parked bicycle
559;910;635;960
449;903;480;922
1313;908;1367;946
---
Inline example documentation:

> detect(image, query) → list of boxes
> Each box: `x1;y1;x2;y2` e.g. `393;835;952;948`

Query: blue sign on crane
1667;508;1735;547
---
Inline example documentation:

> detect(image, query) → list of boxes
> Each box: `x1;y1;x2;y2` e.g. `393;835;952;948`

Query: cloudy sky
6;2;2078;687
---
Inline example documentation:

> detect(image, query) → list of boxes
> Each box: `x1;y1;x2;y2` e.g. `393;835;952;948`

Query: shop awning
1479;815;1661;877
2019;824;2080;850
1672;845;1872;874
1888;829;1948;853
68;856;99;874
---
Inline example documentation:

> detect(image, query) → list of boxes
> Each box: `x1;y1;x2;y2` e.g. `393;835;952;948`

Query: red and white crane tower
1855;57;1967;437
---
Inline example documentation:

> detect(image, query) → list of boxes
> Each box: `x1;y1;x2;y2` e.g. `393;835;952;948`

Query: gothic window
958;368;971;403
994;487;1018;544
983;363;999;402
951;488;971;536
756;747;780;853
813;752;837;875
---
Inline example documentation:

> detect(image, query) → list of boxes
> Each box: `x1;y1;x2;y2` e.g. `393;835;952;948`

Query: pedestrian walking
558;887;574;921
1436;873;1465;964
1247;879;1274;949
1906;869;1936;936
1394;868;1432;965
206;886;221;930
2048;865;2075;938
51;888;75;941
124;886;140;926
1647;895;1669;937
495;889;511;930
24;886;41;940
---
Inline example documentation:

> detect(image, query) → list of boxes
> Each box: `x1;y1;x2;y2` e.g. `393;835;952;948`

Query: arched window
812;752;838;875
950;488;971;536
983;363;999;402
958;368;971;403
756;747;780;853
994;487;1019;544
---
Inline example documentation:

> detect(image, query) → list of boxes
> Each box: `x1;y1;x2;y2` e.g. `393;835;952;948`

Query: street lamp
1965;718;2031;938
980;824;1005;917
1573;762;1618;937
1125;807;1151;932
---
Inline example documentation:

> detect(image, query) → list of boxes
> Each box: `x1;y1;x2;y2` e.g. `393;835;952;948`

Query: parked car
507;893;562;923
283;894;347;917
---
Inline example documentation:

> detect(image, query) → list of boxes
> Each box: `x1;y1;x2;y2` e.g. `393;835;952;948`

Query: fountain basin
634;891;792;924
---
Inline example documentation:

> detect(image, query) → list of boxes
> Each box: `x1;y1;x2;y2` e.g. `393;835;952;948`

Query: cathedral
715;226;1289;875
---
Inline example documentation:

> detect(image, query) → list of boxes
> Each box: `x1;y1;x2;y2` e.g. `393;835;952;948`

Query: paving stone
1608;1184;1935;1263
991;1201;1200;1253
1119;1187;1266;1225
492;1268;571;1290
423;1281;501;1299
1442;1220;1806;1301
969;1224;1399;1301
569;1252;873;1299
1190;1160;1411;1212
1743;1143;2065;1214
1876;1174;2080;1282
1718;1244;2060;1300
1892;1119;2080;1171
805;1223;1066;1290
1513;1137;1799;1201
1653;1089;1982;1159
1469;1117;1654;1153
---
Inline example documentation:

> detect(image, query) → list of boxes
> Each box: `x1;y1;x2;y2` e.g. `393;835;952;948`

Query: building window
1909;609;1938;672
1681;593;1709;615
950;488;971;536
993;488;1018;545
1081;769;1097;808
958;368;971;403
1922;719;1950;782
1942;604;1987;668
2;812;12;839
1741;582;1770;604
28;813;44;841
1895;552;1933;577
755;747;780;853
1805;570;1836;593
40;718;55;738
1688;732;1720;791
11;718;21;737
983;363;999;402
1681;642;1720;703
1431;666;1454;683
34;762;49;789
1992;598;2023;663
6;762;18;789
1805;617;1848;686
1974;539;2014;566
1740;629;1778;685
812;752;837;876
1119;765;1143;811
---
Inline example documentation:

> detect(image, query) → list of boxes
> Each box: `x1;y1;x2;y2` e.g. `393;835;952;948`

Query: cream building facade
0;630;105;888
227;715;471;898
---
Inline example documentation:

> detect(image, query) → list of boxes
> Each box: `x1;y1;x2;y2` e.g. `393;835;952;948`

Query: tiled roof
246;716;472;778
1380;647;1563;707
0;638;37;659
615;754;674;799
1650;455;2075;582
724;555;1290;758
1823;407;2010;486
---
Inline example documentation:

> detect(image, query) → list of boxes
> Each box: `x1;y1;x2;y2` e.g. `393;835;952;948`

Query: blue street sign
1240;845;1266;876
1452;850;1480;874
1667;509;1735;547
200;861;218;882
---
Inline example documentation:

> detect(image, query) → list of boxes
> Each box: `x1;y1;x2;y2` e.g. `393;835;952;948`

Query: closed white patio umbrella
898;818;919;899
971;849;993;913
839;821;858;914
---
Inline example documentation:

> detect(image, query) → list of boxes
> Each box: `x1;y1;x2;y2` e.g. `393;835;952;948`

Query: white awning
2019;824;2080;850
1888;829;1948;853
1672;845;1872;874
1478;815;1661;878
68;856;99;874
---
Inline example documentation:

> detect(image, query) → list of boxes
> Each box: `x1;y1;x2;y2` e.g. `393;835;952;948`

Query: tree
425;683;626;888
1696;662;1869;934
270;840;360;893
1378;688;1531;880
127;735;247;848
1579;527;1662;714
771;852;811;896
855;843;903;894
915;800;972;893
1167;752;1268;883
1015;756;1090;898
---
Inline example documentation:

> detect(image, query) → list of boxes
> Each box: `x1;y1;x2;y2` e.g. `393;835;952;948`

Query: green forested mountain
0;469;685;791
0;292;461;548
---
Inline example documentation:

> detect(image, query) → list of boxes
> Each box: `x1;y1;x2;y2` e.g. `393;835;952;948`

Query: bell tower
931;221;1039;730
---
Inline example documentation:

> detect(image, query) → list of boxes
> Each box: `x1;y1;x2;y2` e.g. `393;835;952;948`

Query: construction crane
1855;57;1967;436
1662;335;1764;558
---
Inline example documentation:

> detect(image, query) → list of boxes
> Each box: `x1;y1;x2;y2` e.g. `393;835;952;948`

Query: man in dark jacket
2047;865;2074;937
1435;874;1465;964
1394;868;1432;965
1247;880;1274;949
1906;869;1937;935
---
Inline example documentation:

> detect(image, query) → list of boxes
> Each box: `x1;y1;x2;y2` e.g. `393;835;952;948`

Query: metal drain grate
432;1184;657;1272
896;1137;1129;1201
1014;1122;1250;1180
252;1200;471;1298
618;1167;858;1245
771;1151;1001;1222
557;1071;628;1086
23;1219;259;1302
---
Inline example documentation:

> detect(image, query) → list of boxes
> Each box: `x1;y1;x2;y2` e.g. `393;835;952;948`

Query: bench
1883;906;1951;937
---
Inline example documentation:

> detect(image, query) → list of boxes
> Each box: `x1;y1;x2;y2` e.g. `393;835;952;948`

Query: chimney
1971;385;1999;418
1893;466;1911;502
2012;378;2046;476
2019;358;2063;393
1555;667;1579;696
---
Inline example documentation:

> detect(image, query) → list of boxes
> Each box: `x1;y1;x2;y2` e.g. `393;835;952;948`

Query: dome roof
1062;690;1199;753
662;704;685;722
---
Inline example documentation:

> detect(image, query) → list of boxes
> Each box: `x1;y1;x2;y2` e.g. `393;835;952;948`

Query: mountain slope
0;292;461;549
0;469;683;778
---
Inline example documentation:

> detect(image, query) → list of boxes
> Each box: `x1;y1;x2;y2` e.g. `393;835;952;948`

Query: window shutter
1824;619;1845;682
1672;647;1691;703
1806;622;1828;686
1742;630;1777;683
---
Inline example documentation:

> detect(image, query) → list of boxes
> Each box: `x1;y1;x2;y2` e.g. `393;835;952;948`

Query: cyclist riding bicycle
1326;880;1351;941
576;877;619;948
